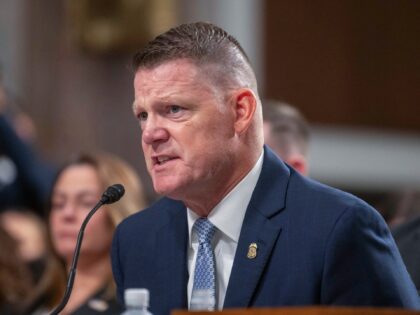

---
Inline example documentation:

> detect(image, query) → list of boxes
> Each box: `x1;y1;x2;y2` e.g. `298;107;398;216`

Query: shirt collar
187;151;264;245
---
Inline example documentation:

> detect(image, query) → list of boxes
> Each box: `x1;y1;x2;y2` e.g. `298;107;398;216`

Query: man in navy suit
111;22;420;315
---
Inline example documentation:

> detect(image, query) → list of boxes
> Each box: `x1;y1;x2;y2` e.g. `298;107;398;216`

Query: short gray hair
132;22;258;93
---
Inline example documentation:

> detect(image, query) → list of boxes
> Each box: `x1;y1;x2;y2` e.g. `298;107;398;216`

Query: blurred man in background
390;190;420;293
262;100;309;176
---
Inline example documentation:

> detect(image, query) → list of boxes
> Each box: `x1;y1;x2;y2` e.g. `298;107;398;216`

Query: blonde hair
86;152;147;225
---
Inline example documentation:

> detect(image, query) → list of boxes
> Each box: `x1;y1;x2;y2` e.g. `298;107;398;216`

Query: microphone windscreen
101;184;125;204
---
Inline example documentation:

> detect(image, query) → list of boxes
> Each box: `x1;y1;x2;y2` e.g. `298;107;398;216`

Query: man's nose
142;118;170;145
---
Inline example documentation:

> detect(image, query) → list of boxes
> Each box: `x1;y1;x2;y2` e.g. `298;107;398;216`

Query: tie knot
193;218;216;244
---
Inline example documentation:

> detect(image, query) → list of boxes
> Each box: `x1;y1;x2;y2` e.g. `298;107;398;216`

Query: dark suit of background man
111;22;420;315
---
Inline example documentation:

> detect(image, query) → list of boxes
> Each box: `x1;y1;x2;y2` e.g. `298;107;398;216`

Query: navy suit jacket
111;146;420;315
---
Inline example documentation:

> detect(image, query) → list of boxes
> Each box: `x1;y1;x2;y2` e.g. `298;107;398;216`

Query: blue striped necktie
191;218;217;310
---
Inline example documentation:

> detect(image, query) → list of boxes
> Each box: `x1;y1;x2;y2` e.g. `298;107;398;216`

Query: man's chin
153;182;183;199
153;184;177;198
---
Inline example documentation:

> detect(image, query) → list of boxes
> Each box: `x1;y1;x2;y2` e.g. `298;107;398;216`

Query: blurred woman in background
0;224;32;315
0;209;49;285
26;152;147;315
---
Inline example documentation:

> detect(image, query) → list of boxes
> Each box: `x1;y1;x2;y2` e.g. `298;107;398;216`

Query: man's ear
231;88;257;135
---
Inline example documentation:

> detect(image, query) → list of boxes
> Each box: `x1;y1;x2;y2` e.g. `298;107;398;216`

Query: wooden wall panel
265;0;420;132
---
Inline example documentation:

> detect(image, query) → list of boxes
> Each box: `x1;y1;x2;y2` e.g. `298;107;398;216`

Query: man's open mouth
153;156;177;165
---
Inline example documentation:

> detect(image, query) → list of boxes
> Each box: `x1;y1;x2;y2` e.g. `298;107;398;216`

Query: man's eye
169;105;182;114
138;112;148;121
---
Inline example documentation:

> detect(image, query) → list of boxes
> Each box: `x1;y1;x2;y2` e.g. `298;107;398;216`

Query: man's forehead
133;61;218;103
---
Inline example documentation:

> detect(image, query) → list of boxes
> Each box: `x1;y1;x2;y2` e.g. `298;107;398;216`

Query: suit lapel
154;199;189;313
224;146;290;308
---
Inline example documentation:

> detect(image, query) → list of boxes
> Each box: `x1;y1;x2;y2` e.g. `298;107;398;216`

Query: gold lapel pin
247;243;258;259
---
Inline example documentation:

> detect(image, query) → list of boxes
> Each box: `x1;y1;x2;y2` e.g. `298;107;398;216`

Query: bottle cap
124;288;149;308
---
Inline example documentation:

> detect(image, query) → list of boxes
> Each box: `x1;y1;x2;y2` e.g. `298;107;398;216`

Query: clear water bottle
121;288;153;315
190;289;215;311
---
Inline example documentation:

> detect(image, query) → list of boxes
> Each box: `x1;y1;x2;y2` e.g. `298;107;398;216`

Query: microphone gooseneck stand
49;184;125;315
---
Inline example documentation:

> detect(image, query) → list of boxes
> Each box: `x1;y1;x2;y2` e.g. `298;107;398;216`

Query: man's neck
184;149;263;217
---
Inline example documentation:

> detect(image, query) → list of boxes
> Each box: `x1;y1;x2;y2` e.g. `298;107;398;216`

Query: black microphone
49;184;125;315
101;184;125;204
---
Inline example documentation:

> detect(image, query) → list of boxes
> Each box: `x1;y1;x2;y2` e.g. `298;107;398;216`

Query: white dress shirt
187;151;264;309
